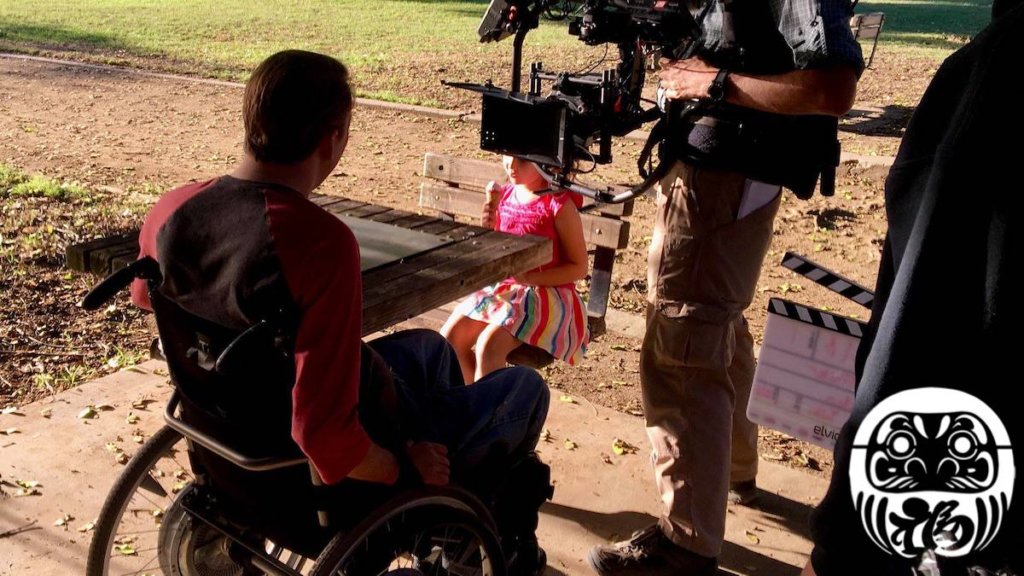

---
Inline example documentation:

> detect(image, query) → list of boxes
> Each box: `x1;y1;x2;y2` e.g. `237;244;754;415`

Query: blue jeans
367;329;549;481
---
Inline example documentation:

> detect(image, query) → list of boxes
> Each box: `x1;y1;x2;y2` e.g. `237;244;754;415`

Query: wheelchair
82;258;552;576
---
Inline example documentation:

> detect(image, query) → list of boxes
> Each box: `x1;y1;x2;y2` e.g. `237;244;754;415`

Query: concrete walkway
1;355;828;576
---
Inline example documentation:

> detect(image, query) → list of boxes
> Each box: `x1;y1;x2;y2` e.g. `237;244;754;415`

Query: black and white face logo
850;388;1014;558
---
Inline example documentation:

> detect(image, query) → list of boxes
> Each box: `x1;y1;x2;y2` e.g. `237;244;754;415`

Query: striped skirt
453;279;589;365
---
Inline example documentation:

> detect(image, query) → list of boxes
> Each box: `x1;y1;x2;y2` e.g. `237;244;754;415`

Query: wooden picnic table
311;195;551;336
68;193;552;337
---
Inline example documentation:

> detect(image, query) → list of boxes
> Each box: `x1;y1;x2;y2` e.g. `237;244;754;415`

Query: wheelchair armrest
81;257;160;310
163;392;308;472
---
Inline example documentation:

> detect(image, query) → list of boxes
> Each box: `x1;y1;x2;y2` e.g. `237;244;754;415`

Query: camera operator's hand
406;441;450;486
482;180;501;229
657;57;720;102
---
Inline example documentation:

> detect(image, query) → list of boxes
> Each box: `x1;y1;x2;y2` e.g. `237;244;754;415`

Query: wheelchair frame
83;259;510;576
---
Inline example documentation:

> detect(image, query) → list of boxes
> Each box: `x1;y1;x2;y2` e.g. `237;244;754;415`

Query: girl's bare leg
475;324;524;381
440;314;488;384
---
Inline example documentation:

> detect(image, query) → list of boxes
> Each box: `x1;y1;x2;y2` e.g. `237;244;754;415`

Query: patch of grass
0;0;582;80
0;163;27;190
7;175;89;201
857;0;992;57
106;346;144;370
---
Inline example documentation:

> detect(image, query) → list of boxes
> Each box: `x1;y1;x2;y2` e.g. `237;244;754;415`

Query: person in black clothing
805;1;1024;574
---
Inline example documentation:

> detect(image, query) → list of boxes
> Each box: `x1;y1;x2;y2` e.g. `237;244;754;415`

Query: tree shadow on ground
841;105;915;138
543;492;817;575
0;23;137;55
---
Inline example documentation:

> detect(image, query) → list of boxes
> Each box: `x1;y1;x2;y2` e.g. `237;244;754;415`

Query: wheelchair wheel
86;425;202;576
310;488;507;576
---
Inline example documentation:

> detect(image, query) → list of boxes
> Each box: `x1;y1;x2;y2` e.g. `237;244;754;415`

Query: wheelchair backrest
147;280;298;459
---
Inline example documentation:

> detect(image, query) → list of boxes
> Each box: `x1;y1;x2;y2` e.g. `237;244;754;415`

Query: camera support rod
535;157;672;204
509;2;544;93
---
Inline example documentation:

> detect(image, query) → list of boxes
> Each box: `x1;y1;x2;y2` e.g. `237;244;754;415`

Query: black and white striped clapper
781;252;875;309
768;298;866;338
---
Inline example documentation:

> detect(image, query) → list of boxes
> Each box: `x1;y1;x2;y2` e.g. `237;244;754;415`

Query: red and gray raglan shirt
131;176;369;485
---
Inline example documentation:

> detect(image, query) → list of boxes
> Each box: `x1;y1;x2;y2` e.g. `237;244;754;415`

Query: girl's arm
518;201;588;286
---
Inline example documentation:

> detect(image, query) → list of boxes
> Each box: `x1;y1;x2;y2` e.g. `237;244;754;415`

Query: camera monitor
480;91;570;169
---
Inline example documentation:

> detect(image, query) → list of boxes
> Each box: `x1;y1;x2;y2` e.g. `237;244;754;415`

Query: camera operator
588;3;863;575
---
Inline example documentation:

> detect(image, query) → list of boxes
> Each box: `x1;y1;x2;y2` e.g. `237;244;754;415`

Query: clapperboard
747;253;873;450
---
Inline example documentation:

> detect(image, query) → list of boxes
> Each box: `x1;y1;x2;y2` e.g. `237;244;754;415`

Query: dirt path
0;54;898;478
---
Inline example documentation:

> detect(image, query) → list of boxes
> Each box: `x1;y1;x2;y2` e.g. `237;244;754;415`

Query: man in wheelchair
122;50;552;575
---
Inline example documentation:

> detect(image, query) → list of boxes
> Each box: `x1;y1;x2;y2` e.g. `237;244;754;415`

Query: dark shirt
132;176;369;484
697;0;863;74
810;5;1024;574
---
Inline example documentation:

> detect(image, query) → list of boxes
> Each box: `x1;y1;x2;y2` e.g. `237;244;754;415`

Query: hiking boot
587;524;717;576
727;480;759;506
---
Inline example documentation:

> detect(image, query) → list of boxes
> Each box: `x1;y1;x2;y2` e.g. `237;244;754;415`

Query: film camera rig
444;0;711;204
445;0;842;203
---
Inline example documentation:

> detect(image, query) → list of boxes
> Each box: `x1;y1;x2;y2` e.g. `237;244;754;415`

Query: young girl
442;155;590;383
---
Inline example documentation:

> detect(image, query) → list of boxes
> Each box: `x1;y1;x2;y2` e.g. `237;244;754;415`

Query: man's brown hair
243;50;354;164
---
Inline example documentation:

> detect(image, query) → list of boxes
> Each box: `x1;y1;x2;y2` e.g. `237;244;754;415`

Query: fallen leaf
105;442;122;453
563;439;577;450
77;521;95;533
610;344;628;351
95;404;115;412
612;438;639;456
559;395;576;404
15;479;39;489
126;412;140;424
115;452;130;465
745;530;761;545
2;406;24;416
540;429;553;443
40;408;52;418
601;453;614;465
1;428;19;435
15;487;40;497
133;435;144;444
78;406;98;419
114;543;137;556
124;366;149;375
54;514;74;527
172;481;189;494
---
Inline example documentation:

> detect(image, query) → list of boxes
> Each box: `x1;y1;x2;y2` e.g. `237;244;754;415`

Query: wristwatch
707;68;729;103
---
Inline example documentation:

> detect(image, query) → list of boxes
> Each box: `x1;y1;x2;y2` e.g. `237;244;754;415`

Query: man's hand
482;181;501;229
657;57;719;102
406;441;450;486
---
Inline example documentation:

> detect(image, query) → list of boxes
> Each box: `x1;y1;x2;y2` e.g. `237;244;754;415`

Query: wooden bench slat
423;152;507;191
424;152;633;217
420;182;629;250
66;231;139;273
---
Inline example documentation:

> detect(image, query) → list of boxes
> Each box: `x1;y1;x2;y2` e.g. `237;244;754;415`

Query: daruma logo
850;388;1014;558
